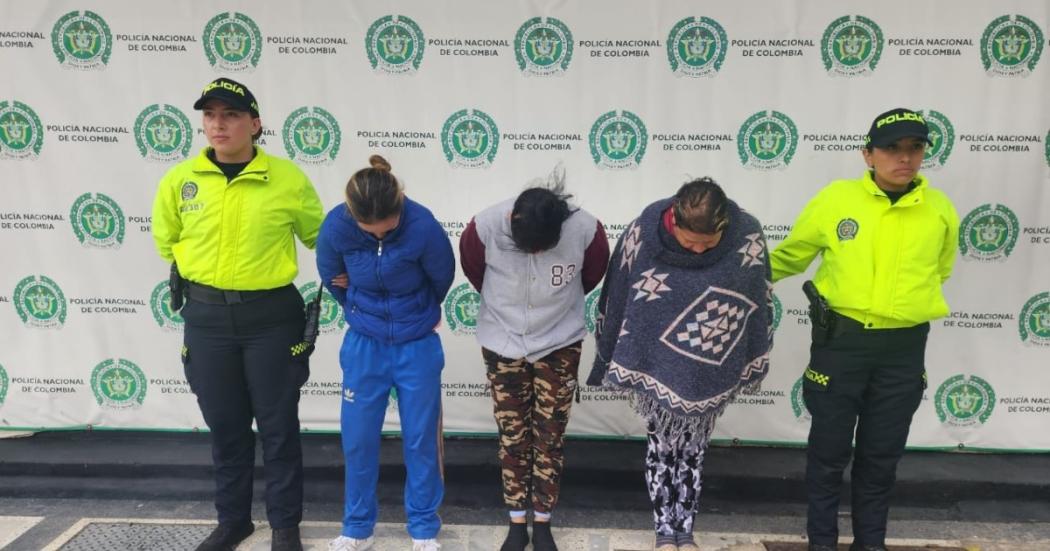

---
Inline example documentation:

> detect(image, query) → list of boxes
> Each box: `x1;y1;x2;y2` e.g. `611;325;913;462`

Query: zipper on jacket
376;238;393;344
524;255;533;336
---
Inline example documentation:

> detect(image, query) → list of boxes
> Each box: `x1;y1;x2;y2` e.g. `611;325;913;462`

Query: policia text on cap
769;108;959;551
151;77;324;551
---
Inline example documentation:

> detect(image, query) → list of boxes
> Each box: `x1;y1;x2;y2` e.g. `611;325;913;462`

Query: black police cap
192;77;259;116
865;108;933;149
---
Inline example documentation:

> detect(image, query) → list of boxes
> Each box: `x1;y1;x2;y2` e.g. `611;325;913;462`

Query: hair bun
369;154;391;171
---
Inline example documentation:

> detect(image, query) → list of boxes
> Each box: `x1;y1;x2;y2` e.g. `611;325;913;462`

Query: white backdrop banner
1;0;1048;451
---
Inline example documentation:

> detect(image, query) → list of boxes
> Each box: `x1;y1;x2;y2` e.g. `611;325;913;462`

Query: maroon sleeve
458;217;486;291
581;220;611;293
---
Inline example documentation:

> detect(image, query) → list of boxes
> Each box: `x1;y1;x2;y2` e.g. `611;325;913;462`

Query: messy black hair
510;184;577;253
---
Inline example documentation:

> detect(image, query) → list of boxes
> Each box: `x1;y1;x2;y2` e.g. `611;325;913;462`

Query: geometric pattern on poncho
738;232;766;268
620;221;643;272
608;360;737;415
660;287;758;366
631;268;671;302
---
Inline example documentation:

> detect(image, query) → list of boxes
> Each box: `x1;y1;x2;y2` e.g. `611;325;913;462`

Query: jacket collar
860;169;927;206
192;146;270;178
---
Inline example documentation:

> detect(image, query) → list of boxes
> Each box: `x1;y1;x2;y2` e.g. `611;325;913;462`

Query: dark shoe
808;545;837;551
272;526;303;551
531;522;558;551
499;522;529;551
196;521;254;551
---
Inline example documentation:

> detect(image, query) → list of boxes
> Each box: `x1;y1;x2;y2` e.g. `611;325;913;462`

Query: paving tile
0;516;44;549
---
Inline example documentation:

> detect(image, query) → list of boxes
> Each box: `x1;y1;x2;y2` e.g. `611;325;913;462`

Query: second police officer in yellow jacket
770;108;959;551
152;78;323;551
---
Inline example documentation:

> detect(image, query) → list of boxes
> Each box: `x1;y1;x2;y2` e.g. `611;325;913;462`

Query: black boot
499;522;529;551
196;521;254;551
271;526;303;551
531;521;558;551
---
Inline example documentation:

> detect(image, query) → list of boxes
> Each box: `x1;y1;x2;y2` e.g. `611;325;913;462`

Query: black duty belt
185;281;287;305
829;310;928;335
829;310;866;334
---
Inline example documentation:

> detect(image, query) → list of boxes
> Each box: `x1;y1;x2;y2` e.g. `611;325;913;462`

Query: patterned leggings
482;342;582;513
645;419;714;535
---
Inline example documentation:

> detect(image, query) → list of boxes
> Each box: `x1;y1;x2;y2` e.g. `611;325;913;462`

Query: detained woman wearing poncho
586;178;773;551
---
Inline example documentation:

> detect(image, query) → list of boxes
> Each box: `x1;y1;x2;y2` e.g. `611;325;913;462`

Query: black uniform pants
802;315;928;549
181;284;309;529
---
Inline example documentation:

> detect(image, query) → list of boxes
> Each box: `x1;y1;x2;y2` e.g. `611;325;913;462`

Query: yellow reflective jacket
770;171;959;328
151;147;323;290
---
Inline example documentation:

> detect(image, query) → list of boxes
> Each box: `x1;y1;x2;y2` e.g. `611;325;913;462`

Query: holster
169;263;185;312
302;284;323;347
803;280;835;340
291;282;325;360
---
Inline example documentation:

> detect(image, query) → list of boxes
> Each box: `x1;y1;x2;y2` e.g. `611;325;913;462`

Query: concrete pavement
6;518;1048;550
1;431;1049;550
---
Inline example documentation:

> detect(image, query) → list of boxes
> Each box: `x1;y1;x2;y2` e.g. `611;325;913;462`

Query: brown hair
345;155;403;223
672;177;729;234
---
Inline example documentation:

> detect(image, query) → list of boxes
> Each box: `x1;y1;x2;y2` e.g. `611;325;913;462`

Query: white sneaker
411;538;441;551
328;535;375;551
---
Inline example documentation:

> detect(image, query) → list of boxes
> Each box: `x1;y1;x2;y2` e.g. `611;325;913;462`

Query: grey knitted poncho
587;197;774;442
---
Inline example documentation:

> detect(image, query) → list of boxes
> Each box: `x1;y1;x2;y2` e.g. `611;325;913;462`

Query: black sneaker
271;526;303;551
808;545;837;551
531;522;558;551
196;521;254;551
499;522;529;551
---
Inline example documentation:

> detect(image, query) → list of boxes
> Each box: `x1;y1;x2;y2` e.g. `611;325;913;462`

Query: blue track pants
339;331;444;539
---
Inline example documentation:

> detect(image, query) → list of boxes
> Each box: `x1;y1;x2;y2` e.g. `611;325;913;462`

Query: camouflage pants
482;341;582;513
646;419;713;535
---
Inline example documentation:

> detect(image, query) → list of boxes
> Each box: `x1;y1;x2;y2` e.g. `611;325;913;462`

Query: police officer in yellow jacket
152;78;323;551
770;108;959;551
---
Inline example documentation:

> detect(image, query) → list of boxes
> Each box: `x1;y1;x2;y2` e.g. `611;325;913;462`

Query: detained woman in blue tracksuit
316;155;455;551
